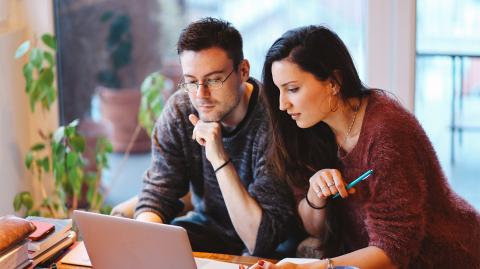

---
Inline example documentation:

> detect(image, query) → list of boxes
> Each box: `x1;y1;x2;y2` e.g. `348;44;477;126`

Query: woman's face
272;59;333;128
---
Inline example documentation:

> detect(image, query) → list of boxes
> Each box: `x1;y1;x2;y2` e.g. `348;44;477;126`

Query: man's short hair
177;17;244;70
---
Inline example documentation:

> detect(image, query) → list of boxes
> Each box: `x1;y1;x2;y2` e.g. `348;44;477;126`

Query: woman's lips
289;113;300;120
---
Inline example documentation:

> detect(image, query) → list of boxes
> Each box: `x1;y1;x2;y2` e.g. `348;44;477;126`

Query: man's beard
197;94;241;123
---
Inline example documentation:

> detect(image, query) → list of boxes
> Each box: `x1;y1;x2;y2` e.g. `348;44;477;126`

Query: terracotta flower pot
98;86;151;153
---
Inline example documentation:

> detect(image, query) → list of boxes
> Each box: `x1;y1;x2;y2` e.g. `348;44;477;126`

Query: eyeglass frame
178;69;235;93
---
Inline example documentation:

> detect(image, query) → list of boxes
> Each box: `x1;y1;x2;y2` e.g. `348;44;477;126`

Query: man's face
180;47;243;122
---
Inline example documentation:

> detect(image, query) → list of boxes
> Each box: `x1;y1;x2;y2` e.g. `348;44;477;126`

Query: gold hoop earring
329;95;339;112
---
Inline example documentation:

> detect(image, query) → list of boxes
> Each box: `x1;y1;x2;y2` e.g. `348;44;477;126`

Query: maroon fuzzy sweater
332;92;480;268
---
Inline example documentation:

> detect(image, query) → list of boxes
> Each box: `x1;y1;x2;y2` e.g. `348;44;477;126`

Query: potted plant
96;11;150;153
13;34;113;218
138;71;168;134
102;71;169;197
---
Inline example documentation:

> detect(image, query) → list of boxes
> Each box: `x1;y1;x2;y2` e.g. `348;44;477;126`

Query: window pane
415;0;480;208
55;0;366;206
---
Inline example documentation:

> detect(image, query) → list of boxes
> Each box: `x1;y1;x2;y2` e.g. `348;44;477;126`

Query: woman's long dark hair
261;25;369;257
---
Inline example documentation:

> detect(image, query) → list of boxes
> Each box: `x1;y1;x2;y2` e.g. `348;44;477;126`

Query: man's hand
189;114;229;168
135;212;163;223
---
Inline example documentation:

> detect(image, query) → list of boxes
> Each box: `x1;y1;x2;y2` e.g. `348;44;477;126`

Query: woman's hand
308;169;355;201
239;260;300;269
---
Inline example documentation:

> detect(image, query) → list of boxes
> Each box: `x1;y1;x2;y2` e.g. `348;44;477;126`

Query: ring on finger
327;182;335;187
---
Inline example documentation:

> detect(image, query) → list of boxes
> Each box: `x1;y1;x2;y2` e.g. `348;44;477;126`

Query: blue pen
331;169;373;199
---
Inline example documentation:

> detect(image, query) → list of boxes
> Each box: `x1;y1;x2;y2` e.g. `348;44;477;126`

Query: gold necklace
338;99;361;155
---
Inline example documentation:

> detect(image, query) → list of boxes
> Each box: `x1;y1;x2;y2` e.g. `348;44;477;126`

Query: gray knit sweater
135;79;296;256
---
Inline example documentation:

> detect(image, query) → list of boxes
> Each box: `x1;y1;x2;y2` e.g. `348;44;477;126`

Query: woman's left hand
239;260;299;269
308;168;355;200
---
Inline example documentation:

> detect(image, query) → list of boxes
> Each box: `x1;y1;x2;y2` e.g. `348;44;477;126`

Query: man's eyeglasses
179;69;234;93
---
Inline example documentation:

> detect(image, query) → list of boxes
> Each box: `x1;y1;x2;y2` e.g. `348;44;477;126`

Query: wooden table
55;247;276;268
194;252;276;266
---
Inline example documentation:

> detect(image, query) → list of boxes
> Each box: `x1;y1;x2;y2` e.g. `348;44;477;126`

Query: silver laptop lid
73;210;197;269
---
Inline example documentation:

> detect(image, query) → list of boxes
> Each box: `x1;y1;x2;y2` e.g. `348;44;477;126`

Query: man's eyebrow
183;70;226;79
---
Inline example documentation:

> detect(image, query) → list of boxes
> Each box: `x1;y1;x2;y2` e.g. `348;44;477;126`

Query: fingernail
258;260;265;266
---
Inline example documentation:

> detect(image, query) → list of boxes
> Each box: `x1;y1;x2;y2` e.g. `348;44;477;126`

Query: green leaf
100;205;112;215
86;177;96;203
36;159;45;171
54;163;66;188
28;210;41;217
65;125;75;137
66;152;78;169
31;143;45;151
21;192;34;210
64;120;79;138
40;68;54;86
40;95;49;111
15;41;31;59
41;157;50;172
28;79;37;99
140;76;153;93
30;48;44;69
150;97;162;111
23;63;34;85
138;110;148;127
70;136;85;153
68;168;83;195
105;140;113;153
41;34;56;50
13;193;23;211
44;51;54;66
145;93;157;107
29;96;36;112
139;72;165;137
47;85;56;105
100;205;113;215
51;140;60;156
25;152;33;169
29;80;41;112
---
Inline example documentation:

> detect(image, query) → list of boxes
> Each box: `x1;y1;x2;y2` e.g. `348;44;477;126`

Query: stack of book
0;242;31;269
0;215;36;269
25;216;76;268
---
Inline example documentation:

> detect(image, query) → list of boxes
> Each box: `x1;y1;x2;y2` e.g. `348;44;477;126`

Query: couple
131;18;479;268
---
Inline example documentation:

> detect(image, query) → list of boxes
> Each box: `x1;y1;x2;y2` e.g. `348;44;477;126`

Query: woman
247;26;480;269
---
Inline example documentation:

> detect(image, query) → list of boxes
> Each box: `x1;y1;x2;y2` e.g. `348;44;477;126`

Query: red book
29;221;55;241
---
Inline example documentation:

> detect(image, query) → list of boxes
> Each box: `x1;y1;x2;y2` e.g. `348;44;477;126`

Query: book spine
0;243;29;269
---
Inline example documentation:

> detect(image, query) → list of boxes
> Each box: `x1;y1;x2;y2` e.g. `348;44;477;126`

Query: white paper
195;257;240;269
277;257;321;265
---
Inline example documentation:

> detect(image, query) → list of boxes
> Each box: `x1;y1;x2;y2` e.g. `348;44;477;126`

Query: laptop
73;210;239;269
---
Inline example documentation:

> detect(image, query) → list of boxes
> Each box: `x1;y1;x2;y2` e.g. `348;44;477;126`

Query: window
415;0;480;208
55;0;366;206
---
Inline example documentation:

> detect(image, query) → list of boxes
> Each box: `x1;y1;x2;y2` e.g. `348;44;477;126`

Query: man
135;17;296;257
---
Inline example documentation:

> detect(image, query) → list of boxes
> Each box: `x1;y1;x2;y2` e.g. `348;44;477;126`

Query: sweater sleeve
247;130;298;256
134;96;191;223
364;128;428;268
